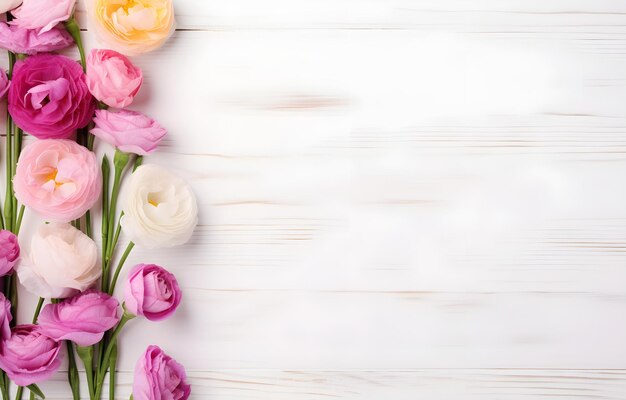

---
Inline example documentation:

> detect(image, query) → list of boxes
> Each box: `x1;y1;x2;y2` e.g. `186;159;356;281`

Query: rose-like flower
86;49;143;108
91;110;166;155
0;22;73;55
0;325;62;386
17;223;100;299
0;69;8;101
38;290;120;346
121;165;198;249
124;264;182;321
133;346;191;400
0;293;12;340
8;54;96;139
10;0;75;33
0;231;20;277
88;0;175;55
0;0;21;14
14;139;101;222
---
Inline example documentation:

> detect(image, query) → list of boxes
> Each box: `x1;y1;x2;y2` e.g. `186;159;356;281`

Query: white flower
0;0;22;14
121;164;198;249
17;223;99;299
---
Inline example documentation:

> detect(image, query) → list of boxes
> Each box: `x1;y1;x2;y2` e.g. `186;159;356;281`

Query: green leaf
27;384;44;399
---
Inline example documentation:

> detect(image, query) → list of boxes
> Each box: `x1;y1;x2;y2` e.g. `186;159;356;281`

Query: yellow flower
88;0;175;55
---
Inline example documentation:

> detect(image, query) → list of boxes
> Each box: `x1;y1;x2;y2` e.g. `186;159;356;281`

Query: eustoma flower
10;0;75;33
0;230;20;277
8;54;96;139
121;165;198;249
124;264;182;321
0;69;8;100
0;22;74;55
91;109;166;155
17;223;99;299
0;325;62;386
0;293;11;340
88;0;175;55
0;0;21;14
38;291;120;346
14;139;101;222
86;49;143;108
133;346;191;400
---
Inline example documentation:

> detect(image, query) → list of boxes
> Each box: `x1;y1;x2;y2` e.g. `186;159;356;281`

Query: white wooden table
4;0;626;398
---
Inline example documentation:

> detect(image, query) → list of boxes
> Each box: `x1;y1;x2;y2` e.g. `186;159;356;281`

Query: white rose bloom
121;164;198;249
0;0;21;14
18;223;100;299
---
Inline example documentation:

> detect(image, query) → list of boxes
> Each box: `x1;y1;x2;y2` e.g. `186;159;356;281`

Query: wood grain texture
3;0;626;398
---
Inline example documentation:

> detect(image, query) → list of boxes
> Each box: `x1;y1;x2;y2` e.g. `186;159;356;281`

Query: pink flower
0;231;20;277
0;22;74;55
0;69;8;101
0;324;62;386
8;54;96;139
38;291;120;346
14;139;101;222
124;264;182;321
0;293;12;340
10;0;76;33
91;109;166;155
133;346;190;400
86;49;143;108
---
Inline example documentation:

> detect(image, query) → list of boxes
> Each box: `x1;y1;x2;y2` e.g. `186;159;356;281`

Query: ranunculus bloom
124;264;182;321
121;165;198;249
10;0;75;33
0;69;8;101
86;49;143;108
0;293;12;340
0;22;74;55
17;223;100;299
88;0;175;55
14;139;101;222
38;290;120;346
0;324;62;386
133;346;191;400
91;109;166;155
8;54;96;139
0;0;21;14
0;230;20;277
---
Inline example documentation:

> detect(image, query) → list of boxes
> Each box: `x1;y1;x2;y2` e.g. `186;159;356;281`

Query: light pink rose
10;0;76;33
0;69;8;101
91;109;166;155
86;49;143;108
124;264;182;321
14;139;101;222
0;22;74;55
133;346;190;400
38;290;120;346
0;230;20;277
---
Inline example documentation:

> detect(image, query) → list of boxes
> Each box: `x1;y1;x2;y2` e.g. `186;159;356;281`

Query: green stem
76;346;95;400
108;242;135;295
108;342;117;400
66;342;80;400
104;151;130;289
14;206;25;236
94;312;134;400
100;156;110;292
14;387;22;400
31;298;44;323
4;113;12;233
64;17;86;71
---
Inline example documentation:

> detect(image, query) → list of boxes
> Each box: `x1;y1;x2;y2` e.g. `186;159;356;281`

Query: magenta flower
8;54;96;139
0;22;73;55
86;49;143;108
0;293;12;340
0;230;20;277
0;324;62;386
0;69;8;100
91;109;166;155
133;346;190;400
124;264;182;321
38;291;121;346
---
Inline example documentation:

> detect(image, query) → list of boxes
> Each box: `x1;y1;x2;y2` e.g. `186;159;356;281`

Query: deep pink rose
0;69;8;101
0;324;62;386
38;290;120;346
124;264;182;321
91;109;166;155
86;49;143;108
10;0;75;33
8;54;96;139
0;230;20;277
14;139;101;222
133;346;190;400
0;293;12;340
0;22;73;55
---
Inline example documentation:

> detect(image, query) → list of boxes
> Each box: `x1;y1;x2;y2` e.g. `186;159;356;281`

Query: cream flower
121;165;198;249
88;0;175;55
17;223;100;299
